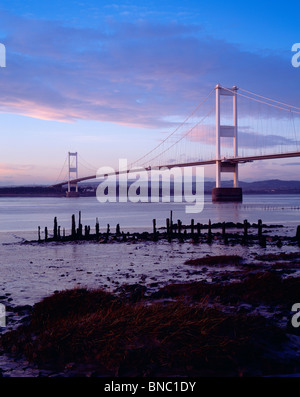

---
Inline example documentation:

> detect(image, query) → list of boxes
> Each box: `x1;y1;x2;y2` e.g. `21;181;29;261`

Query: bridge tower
212;84;243;202
66;152;80;197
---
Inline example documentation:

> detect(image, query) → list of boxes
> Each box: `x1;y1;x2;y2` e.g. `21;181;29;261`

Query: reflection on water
0;194;299;233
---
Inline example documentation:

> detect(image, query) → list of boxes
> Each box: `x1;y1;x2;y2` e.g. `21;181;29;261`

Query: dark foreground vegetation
1;266;300;377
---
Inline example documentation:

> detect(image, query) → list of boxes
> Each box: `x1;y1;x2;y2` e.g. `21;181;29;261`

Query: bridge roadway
50;151;300;188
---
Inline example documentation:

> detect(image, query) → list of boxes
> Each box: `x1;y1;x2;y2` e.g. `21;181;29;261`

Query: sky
0;0;299;185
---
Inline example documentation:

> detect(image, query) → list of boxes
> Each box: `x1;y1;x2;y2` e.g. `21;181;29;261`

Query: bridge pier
213;84;242;202
212;187;242;202
66;152;80;198
66;191;80;198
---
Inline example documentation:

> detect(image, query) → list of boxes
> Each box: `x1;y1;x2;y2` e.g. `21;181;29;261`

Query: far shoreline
1;191;300;198
0;179;300;198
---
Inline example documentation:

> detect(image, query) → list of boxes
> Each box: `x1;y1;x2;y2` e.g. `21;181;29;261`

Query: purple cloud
0;9;299;130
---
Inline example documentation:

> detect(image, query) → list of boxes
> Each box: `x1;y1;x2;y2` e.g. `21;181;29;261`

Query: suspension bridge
50;84;300;201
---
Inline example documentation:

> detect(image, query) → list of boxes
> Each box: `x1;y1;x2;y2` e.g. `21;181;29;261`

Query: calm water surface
0;194;299;235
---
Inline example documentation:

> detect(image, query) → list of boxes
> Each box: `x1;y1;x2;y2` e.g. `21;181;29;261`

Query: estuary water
0;193;300;235
0;193;299;308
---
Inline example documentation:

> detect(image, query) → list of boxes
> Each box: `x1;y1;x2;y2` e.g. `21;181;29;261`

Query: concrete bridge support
213;84;242;202
66;152;80;197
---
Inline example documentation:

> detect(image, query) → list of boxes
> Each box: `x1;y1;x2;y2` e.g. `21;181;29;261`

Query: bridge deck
50;151;300;188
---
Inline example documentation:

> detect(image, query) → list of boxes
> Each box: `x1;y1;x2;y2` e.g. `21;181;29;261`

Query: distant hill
204;179;300;193
0;179;299;196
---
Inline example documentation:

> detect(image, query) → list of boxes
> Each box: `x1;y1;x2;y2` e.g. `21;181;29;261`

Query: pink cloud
0;9;299;132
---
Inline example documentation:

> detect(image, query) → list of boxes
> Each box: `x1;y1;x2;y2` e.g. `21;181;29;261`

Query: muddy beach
1;218;300;377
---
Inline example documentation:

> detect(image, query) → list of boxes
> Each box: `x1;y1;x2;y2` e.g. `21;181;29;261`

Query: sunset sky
0;0;299;185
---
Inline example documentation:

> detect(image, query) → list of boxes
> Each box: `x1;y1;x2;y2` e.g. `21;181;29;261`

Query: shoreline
1;249;300;377
1;215;300;377
0;191;300;199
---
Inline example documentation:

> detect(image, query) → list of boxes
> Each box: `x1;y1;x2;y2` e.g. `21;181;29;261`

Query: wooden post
104;224;109;243
53;217;58;240
116;224;121;235
296;225;300;245
96;218;100;237
258;219;262;239
58;226;61;240
222;222;226;238
258;219;266;247
78;211;82;238
166;218;172;242
38;226;41;242
208;219;212;240
177;220;182;235
63;228;65;238
222;222;228;244
45;227;48;241
191;219;194;235
197;223;201;236
71;214;76;239
153;219;156;235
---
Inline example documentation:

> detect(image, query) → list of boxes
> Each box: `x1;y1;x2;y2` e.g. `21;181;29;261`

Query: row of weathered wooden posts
36;211;300;246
